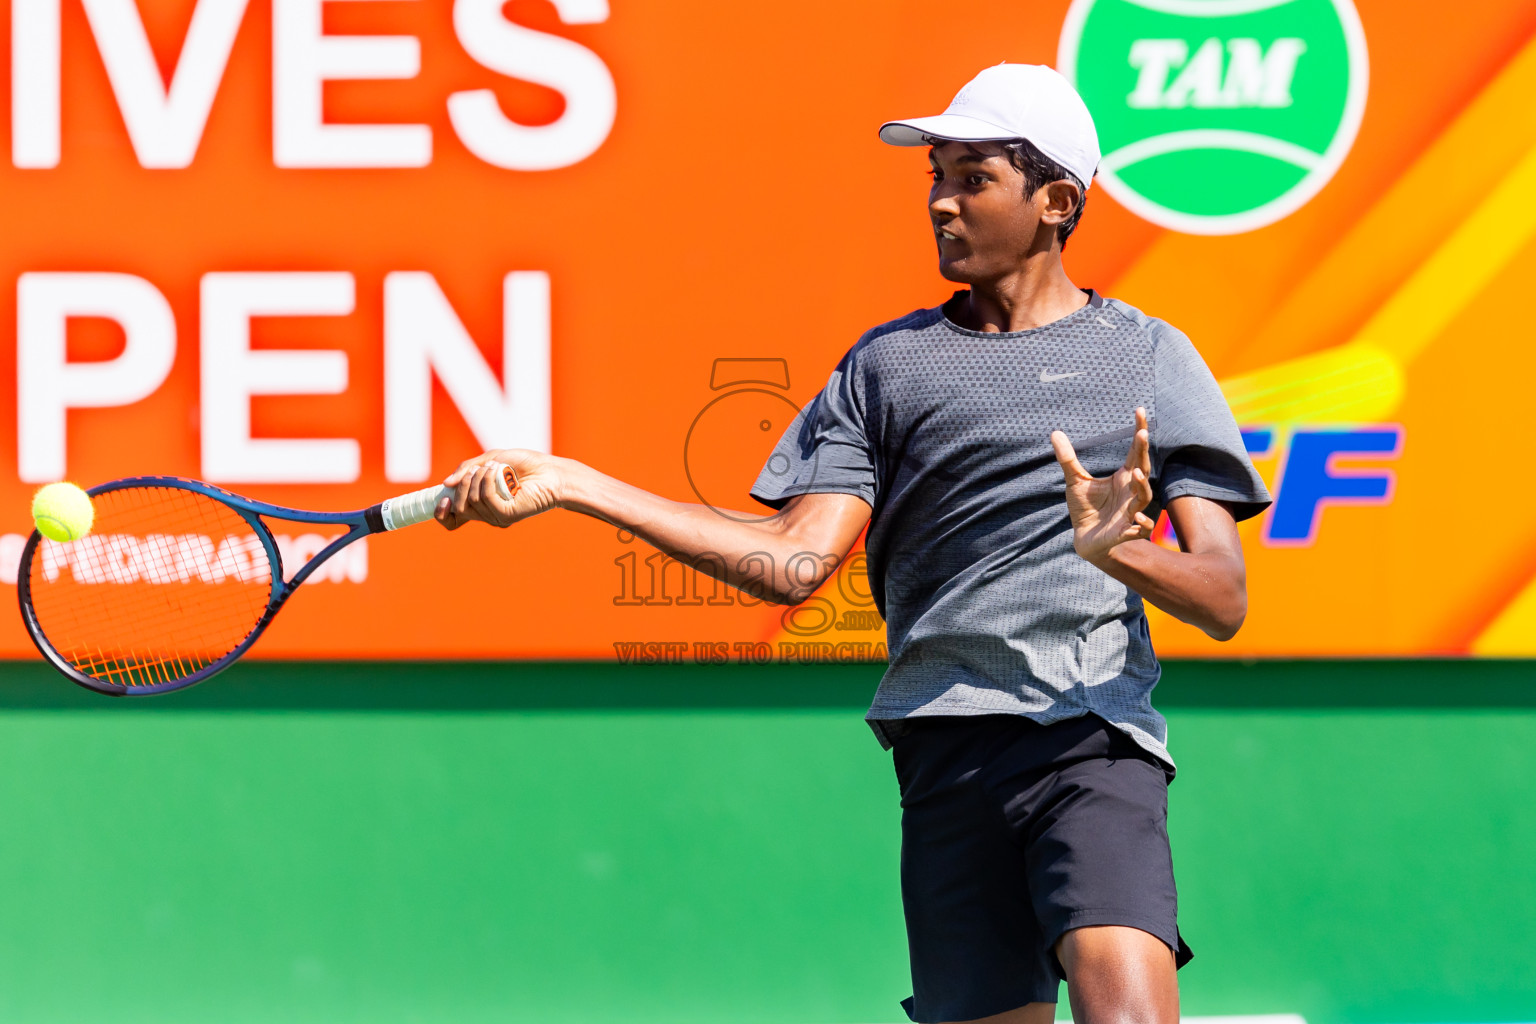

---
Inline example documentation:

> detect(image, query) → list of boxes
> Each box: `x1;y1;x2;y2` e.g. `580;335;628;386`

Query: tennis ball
32;482;94;542
1059;0;1367;235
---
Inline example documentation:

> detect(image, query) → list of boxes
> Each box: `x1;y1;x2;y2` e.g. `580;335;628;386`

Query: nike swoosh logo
1039;370;1086;383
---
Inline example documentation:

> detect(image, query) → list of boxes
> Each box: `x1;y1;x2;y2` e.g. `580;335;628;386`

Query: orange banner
2;0;1535;661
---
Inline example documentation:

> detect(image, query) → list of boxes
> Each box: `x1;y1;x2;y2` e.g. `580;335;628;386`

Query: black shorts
889;713;1192;1023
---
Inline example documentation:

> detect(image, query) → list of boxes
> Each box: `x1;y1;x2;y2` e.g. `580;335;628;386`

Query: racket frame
18;475;392;697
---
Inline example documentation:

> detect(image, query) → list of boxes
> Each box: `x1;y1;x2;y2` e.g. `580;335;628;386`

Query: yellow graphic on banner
1220;31;1536;426
1224;139;1536;424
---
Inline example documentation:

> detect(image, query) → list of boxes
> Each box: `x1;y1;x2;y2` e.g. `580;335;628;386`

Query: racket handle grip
378;462;516;531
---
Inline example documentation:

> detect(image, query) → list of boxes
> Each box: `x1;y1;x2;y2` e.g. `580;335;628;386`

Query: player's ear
1039;180;1081;227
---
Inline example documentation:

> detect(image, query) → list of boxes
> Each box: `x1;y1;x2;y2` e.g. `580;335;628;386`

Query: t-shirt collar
939;288;1103;338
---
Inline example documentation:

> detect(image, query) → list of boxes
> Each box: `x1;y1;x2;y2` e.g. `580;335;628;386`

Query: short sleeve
1150;324;1272;522
749;347;878;511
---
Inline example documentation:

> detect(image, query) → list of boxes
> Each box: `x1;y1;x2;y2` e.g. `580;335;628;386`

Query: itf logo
1059;0;1369;234
1155;426;1403;549
1243;426;1402;545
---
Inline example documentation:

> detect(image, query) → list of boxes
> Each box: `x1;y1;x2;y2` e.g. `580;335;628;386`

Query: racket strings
27;486;274;689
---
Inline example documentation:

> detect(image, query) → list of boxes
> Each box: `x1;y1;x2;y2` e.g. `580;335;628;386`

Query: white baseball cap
879;63;1101;189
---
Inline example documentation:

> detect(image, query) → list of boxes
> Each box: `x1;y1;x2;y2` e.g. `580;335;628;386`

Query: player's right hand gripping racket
16;465;517;696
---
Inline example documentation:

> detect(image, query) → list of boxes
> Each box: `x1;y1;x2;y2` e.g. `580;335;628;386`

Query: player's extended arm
1051;409;1248;641
434;449;873;606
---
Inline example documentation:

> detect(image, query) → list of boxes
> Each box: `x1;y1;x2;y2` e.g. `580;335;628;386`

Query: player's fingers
469;464;496;515
1136;410;1152;477
1120;510;1155;541
1050;430;1089;480
452;464;483;517
1130;466;1154;509
1125;412;1150;473
444;452;493;487
475;465;512;525
1130;428;1150;473
434;495;463;531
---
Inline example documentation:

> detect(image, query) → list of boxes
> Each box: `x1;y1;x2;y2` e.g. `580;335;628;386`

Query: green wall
0;660;1530;1024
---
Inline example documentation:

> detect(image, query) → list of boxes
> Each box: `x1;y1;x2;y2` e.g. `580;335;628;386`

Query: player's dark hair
1001;138;1088;249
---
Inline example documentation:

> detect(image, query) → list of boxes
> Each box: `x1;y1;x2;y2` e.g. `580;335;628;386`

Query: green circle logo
1059;0;1368;235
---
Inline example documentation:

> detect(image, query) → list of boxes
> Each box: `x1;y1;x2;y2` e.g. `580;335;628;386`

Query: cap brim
878;113;1019;147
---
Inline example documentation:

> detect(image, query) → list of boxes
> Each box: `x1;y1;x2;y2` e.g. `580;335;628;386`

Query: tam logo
1127;37;1307;109
1060;0;1369;235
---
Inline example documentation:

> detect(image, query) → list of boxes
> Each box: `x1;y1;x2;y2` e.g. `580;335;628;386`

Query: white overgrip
379;462;515;531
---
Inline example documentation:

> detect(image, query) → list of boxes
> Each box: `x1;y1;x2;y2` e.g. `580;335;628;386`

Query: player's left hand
1050;408;1156;565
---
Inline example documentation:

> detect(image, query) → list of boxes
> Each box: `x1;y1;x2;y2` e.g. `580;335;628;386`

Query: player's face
927;141;1047;284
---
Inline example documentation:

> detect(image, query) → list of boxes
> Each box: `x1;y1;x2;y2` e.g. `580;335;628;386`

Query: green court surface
0;660;1530;1024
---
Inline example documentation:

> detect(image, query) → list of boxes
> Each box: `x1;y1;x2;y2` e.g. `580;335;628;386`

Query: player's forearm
1092;540;1247;641
556;460;837;604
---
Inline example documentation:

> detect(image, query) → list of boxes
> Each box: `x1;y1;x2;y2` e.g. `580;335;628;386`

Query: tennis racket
17;465;517;697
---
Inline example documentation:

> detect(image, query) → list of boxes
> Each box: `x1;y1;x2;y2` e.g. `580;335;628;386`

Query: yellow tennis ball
32;482;94;543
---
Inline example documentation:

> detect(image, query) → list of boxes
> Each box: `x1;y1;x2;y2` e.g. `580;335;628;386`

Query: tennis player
438;63;1270;1024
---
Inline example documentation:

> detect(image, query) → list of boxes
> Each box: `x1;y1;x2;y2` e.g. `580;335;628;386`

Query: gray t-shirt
749;291;1270;767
